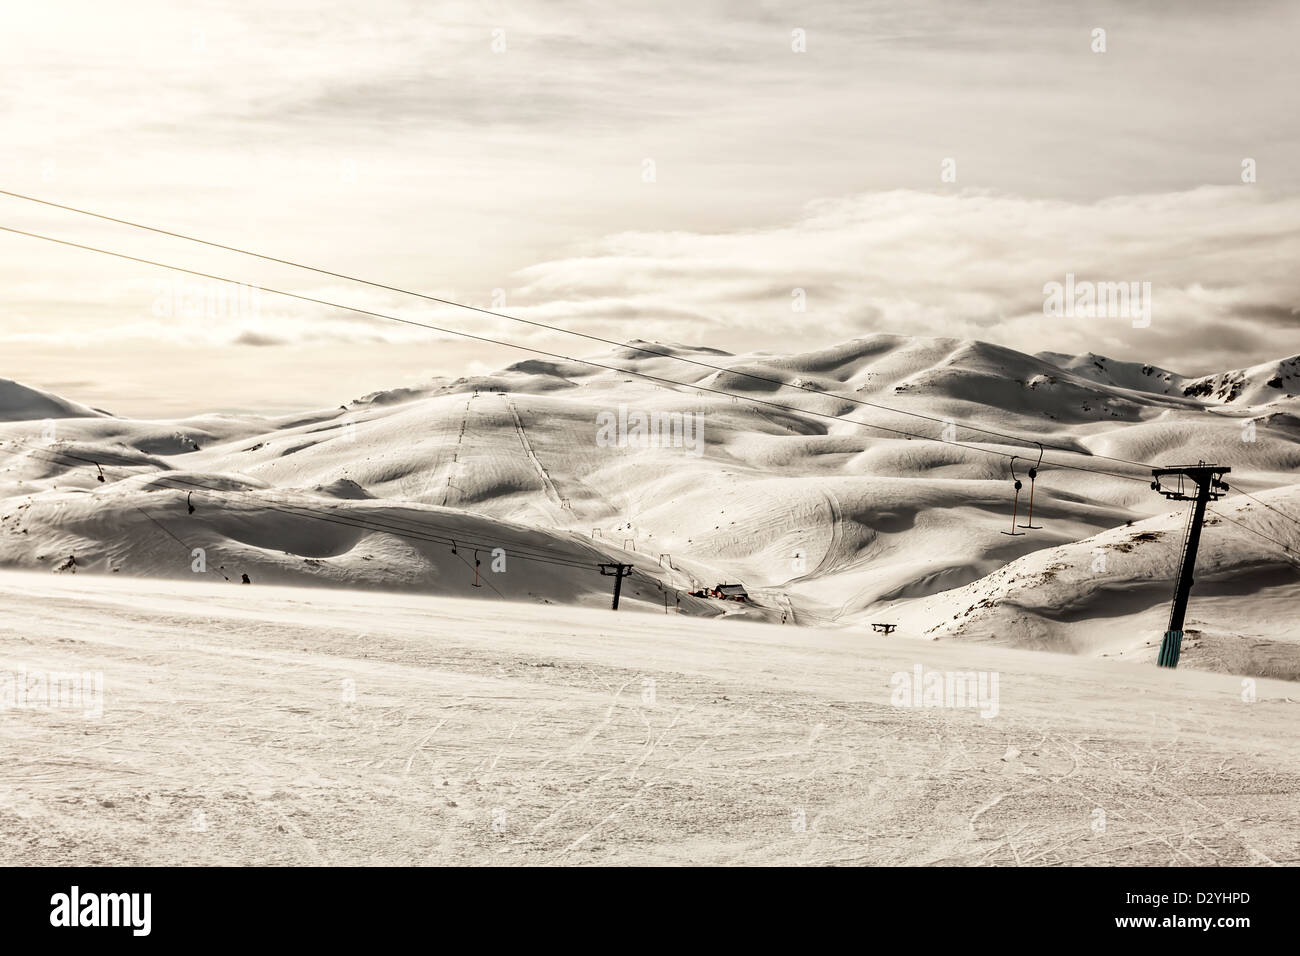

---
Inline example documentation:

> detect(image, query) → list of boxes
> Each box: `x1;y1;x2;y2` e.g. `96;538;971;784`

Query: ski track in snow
1;572;1296;867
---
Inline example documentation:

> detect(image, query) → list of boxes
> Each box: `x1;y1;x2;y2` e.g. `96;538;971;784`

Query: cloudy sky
2;0;1298;416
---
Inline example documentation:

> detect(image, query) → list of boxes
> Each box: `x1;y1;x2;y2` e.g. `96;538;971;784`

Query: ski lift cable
1000;456;1025;536
1205;507;1300;561
1231;488;1300;530
0;187;1162;472
130;504;190;550
1017;442;1044;530
4;443;596;573
0;436;599;566
0;222;1153;485
130;503;232;581
0;440;605;574
453;546;502;596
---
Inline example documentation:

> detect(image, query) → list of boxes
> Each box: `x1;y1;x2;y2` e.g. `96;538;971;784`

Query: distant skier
241;573;251;584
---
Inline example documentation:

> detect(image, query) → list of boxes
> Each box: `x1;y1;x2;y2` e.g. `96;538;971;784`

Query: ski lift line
1;435;597;566
18;460;1287;623
1232;489;1300;530
0;187;1163;471
5;443;596;574
453;546;503;597
0;223;1153;486
1206;508;1300;560
1018;443;1044;530
131;504;190;550
0;440;603;574
131;503;233;581
1000;456;1026;537
0;185;1159;470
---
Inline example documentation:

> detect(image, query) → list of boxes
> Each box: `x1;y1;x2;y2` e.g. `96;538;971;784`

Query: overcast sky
2;0;1298;416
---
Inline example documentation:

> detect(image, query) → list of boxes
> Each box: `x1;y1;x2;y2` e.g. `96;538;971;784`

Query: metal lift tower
1150;463;1230;668
598;563;634;610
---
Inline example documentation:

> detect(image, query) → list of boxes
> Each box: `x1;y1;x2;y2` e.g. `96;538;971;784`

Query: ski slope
3;334;1299;678
1;572;1296;866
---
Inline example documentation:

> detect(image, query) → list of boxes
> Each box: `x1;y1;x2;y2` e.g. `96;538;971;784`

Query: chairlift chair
1017;443;1044;530
1001;456;1026;536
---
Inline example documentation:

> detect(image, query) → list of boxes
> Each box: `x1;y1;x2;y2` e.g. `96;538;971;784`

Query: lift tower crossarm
1149;464;1230;669
598;563;634;610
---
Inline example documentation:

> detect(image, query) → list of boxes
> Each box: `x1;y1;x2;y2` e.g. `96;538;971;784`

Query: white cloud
3;0;1299;413
512;187;1300;373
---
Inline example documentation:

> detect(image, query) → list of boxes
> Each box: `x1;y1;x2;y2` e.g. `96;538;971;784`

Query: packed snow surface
1;572;1296;866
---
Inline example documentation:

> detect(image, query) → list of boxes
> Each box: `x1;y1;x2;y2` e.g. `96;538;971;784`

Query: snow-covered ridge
3;334;1298;678
0;377;110;422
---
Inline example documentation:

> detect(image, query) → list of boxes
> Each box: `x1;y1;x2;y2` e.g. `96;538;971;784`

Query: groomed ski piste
2;333;1299;864
1;573;1296;865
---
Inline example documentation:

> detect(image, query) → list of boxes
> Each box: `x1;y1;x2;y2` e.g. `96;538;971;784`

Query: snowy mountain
1180;355;1300;405
0;377;109;423
3;334;1298;677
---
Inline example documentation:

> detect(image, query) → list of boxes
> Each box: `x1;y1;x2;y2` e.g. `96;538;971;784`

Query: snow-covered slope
1036;350;1300;407
1180;355;1300;405
865;486;1300;677
3;334;1298;676
3;571;1295;866
0;377;108;422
